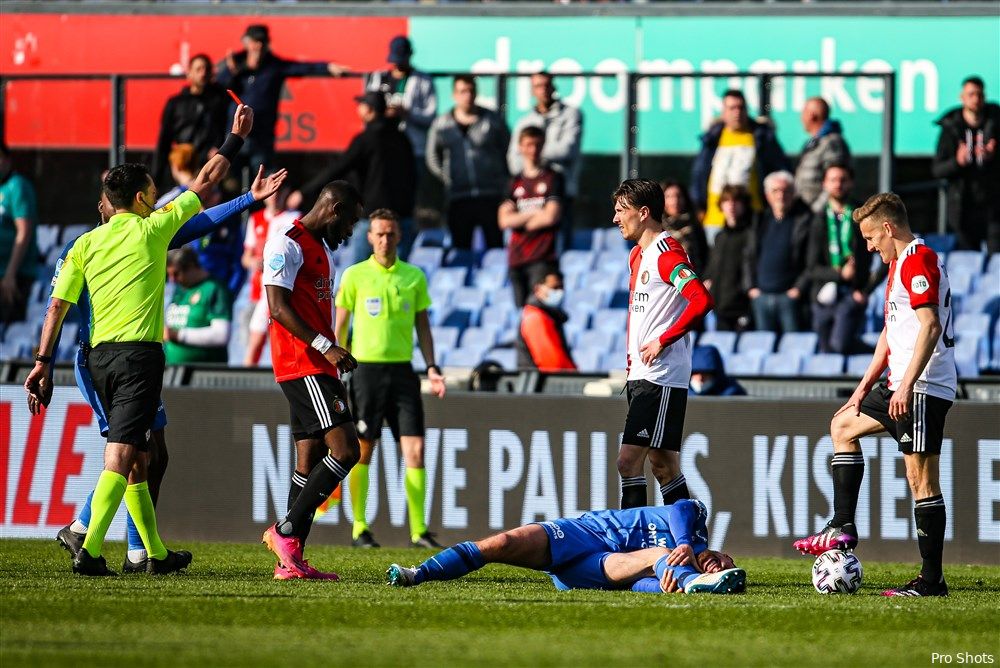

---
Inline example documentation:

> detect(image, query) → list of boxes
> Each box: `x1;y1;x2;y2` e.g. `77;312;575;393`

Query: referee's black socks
278;456;353;538
914;494;947;583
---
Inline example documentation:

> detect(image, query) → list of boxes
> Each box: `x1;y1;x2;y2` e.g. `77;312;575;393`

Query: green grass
1;539;998;667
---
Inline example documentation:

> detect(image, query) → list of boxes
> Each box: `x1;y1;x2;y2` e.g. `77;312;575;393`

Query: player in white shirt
794;193;956;597
612;180;715;509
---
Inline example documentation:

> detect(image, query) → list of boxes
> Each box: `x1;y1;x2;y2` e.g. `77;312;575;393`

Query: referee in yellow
24;104;253;575
335;208;446;548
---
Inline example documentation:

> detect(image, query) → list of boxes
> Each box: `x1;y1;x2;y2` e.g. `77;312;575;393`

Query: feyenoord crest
333;399;347;414
677;267;692;280
641;270;650;284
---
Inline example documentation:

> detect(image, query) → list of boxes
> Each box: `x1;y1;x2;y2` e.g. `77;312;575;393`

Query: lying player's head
612;179;664;240
315;180;363;249
698;550;736;574
368;208;401;258
853;192;909;264
103;163;156;217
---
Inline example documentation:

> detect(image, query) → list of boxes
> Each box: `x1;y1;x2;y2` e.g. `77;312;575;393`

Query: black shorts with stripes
860;382;953;455
279;374;354;441
622;380;688;451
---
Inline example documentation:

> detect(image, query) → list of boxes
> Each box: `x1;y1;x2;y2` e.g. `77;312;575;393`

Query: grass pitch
1;539;998;667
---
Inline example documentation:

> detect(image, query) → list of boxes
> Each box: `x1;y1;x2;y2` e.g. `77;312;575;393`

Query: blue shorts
75;347;167;438
536;519;617;591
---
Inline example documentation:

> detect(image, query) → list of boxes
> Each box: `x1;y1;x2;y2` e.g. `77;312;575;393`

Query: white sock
127;548;148;562
70;520;88;534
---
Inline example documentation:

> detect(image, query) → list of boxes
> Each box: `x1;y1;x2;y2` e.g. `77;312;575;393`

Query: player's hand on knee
659;569;681;593
835;386;868;417
666;543;695;568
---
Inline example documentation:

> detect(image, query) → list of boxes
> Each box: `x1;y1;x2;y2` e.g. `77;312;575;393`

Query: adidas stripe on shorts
279;374;354;440
622;379;688;451
860;382;953;455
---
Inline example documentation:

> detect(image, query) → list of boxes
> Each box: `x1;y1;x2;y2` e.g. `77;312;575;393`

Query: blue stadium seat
736;331;776;354
461;326;499;350
846;354;872;377
413;228;449;248
570;229;598;250
412;348;427;372
484;347;517;371
698;331;738;355
443;248;478;269
439;309;473;331
60;225;90;246
865;279;887;332
946;250;985;275
497;325;519;347
575;329;615;352
572;347;602;372
602;351;626;372
761;353;803;376
36;225;61;256
480;304;512;331
487;287;516;310
802;353;845;377
778;332;819;355
473;265;507;292
726;352;764;376
954;312;990;338
600;228;629;251
566;287;610;313
560;250;595;276
3;320;40;347
591;308;628;335
450;286;487;315
430;326;461;352
609;289;630;309
430;267;468;292
985;253;1000;279
953;336;980;378
429;286;452;313
481;248;508;268
580;268;622;296
948;268;976;296
922;233;956;254
444;347;485;368
408;247;444;277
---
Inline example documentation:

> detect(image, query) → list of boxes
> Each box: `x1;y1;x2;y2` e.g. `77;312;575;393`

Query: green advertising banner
411;16;1000;156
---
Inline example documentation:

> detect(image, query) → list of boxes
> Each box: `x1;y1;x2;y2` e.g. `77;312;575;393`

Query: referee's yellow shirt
336;256;431;363
52;190;202;346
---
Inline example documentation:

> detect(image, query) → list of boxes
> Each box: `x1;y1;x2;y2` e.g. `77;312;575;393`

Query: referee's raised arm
187;104;254;202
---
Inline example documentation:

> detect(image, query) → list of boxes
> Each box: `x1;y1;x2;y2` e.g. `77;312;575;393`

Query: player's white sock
128;548;148;562
70;520;88;534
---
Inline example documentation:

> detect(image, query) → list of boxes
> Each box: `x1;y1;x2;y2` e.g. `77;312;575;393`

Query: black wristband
217;133;245;162
427;364;442;376
34;353;52;364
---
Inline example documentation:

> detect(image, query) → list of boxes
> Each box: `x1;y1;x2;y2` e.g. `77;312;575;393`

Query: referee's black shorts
279;374;354;441
860;382;952;455
349;362;424;442
87;342;164;449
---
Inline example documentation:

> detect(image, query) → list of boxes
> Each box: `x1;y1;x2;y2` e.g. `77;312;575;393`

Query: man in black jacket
153;55;229;190
744;171;811;335
291;92;416;264
704;185;755;332
931;76;1000;252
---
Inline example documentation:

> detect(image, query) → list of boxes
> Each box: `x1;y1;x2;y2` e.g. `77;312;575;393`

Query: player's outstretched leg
387;541;485;587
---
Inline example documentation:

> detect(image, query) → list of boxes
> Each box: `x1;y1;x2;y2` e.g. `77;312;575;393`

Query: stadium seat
480;248;508;268
922;233;956;254
439;309;473;331
430;267;468;292
570;229;598;251
864;279;887;332
461;326;499;350
736;331;776;354
954;312;990;338
778;332;819;355
408;247;444;277
411;348;427;372
479;304;512;331
953;336;980;378
60;224;90;246
572;347;602;372
473;265;507;292
846;354;871;377
450;286;487;314
600;228;629;251
946;250;985;275
566;287;610;312
609;289;630;309
487;288;516;311
430;326;461;351
985;253;1000;280
591;308;628;335
444;347;485;368
36;225;61;256
761;353;803;376
580;268;622;296
948;268;976;296
601;351;626;372
2;320;40;347
575;329;615;352
802;353;845;377
726;352;764;376
443;248;478;269
698;331;737;355
413;228;449;248
596;249;629;273
429;286;452;312
484;347;517;371
497;325;518;347
559;250;595;276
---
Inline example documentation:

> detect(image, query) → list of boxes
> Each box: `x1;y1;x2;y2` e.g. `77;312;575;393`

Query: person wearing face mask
689;345;746;397
518;271;576;372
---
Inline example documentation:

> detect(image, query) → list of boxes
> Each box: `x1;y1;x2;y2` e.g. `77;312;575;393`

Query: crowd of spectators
1;26;996;379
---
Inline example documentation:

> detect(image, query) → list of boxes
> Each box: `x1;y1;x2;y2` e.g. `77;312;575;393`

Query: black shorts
279;374;354;441
622;380;688;451
860;382;953;455
87;342;165;450
349;362;424;441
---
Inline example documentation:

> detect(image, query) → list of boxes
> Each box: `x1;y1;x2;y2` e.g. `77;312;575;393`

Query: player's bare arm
889;305;942;421
187;104;254;202
267;284;357;373
23;298;71;414
415;310;446;398
334;306;352;353
497;200;532;230
837;328;889;417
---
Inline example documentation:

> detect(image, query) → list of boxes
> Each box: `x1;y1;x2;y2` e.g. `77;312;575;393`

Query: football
811;550;863;594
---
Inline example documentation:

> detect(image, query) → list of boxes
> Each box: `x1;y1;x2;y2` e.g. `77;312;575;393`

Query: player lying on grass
388;500;745;594
35;166;287;574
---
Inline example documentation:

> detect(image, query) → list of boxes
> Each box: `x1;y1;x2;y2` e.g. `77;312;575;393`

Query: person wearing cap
217;24;348;174
365;36;437;171
290;91;416;264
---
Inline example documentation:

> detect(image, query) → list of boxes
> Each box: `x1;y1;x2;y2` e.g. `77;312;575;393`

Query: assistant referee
335;208;446;548
25;104;253;575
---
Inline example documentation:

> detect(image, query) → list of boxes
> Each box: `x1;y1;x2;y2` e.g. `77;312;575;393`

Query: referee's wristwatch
427;364;442;376
34;353;53;364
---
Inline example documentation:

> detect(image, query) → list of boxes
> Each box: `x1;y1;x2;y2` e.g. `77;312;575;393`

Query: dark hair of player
853;192;909;229
319;180;363;210
103;163;152;210
613;178;665;222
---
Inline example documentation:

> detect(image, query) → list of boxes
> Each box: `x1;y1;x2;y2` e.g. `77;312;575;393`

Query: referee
335;208;446;548
25;104;253;575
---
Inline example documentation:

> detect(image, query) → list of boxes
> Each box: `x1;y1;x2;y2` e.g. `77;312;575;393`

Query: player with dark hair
25;103;254;576
260;180;365;580
387;499;745;595
794;193;956;597
613;179;714;510
47;166;286;573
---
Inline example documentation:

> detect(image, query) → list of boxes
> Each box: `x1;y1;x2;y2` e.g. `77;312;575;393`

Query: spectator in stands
156;143;199;208
931;75;1000;252
188;208;245;302
518;271;576;372
291;91;416;264
745;171;811;335
164;247;232;365
805;163;874;355
704;185;755;332
691;89;790;244
794;97;851;212
153;54;229;191
689;345;745;396
499;126;563;307
217;24;347;175
0;143;39;325
507;72;583;249
242;182;298;366
365;36;437;179
661;178;708;275
427;75;510;250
